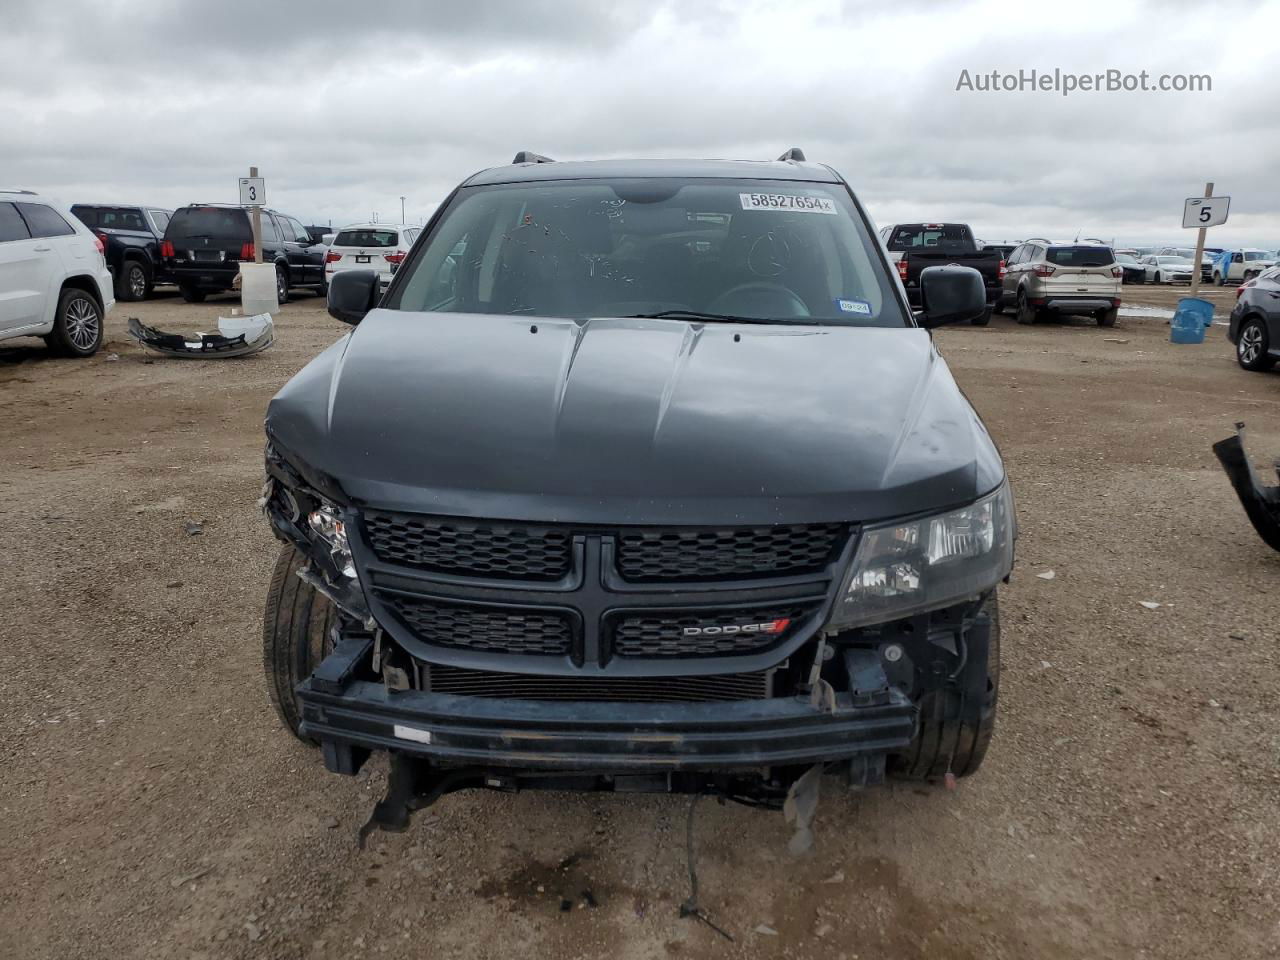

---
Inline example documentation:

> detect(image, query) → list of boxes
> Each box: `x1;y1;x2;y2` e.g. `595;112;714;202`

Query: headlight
828;483;1014;631
308;503;357;578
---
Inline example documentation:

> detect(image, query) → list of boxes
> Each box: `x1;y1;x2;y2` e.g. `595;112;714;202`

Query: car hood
266;312;1004;525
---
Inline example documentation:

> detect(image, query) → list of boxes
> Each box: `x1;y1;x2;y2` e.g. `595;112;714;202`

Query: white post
1188;181;1212;298
249;165;263;264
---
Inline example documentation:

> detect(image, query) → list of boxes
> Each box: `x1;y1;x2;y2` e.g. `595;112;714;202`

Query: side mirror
917;264;987;328
328;269;380;325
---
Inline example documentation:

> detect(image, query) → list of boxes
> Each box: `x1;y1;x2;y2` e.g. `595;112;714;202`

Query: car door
0;200;45;333
278;215;319;285
4;202;78;333
1002;245;1024;299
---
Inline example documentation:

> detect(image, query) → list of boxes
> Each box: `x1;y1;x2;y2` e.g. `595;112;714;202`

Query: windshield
887;223;975;253
1115;253;1137;264
166;206;250;243
1046;245;1114;267
334;228;399;247
388;178;905;326
1156;256;1189;264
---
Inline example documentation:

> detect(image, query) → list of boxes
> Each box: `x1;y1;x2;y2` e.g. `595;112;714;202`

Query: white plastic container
240;262;280;316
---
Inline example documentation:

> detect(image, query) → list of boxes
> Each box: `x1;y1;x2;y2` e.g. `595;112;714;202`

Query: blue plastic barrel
1170;297;1212;344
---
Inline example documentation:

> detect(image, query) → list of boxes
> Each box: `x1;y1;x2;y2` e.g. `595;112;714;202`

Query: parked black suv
261;151;1012;834
160;205;326;303
70;203;173;301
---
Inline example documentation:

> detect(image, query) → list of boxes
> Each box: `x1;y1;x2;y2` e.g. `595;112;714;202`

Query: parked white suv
0;190;114;356
323;223;420;292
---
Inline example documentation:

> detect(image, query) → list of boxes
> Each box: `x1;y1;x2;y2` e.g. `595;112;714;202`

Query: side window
285;217;310;243
1008;245;1024;265
72;206;97;228
148;210;170;234
1232;253;1243;263
0;202;32;242
16;202;76;238
259;213;281;243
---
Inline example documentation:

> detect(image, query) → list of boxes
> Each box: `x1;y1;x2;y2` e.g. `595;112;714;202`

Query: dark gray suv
258;151;1010;835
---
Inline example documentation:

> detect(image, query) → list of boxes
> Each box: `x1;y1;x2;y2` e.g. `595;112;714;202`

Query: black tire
1214;272;1224;286
179;284;206;303
1097;307;1118;327
276;266;290;304
263;544;336;742
889;593;1000;781
1016;291;1036;325
991;295;1005;316
1236;317;1276;372
971;305;992;326
1154;272;1162;284
115;260;150;302
43;286;103;357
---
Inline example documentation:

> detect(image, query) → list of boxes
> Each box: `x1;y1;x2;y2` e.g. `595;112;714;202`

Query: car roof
463;158;842;187
334;222;406;231
72;202;173;212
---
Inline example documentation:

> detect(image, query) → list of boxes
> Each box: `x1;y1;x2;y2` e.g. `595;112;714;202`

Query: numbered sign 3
239;177;266;207
1183;196;1229;229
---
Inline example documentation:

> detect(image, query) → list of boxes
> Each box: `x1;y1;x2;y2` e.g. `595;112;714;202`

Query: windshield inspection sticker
835;298;872;315
740;193;837;214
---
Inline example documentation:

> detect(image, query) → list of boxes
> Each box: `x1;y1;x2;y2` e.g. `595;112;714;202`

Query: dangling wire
678;793;734;942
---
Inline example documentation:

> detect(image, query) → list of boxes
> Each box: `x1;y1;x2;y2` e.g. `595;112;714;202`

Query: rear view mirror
328;269;380;325
917;265;987;328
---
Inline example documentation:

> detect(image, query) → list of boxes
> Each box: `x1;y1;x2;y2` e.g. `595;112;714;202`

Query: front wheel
1214;272;1224;287
889;593;1000;781
263;545;336;742
276;267;290;304
1154;272;1162;284
1237;318;1275;372
44;287;103;357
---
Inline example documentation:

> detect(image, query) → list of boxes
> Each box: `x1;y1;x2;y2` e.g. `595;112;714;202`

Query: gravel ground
1;282;1277;960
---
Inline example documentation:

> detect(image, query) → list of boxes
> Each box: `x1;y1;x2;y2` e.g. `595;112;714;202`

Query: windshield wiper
626;310;792;325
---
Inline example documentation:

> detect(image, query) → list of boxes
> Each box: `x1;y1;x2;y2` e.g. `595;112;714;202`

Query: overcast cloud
3;0;1277;246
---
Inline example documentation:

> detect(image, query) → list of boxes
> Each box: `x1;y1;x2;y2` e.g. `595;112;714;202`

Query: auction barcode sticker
739;193;837;214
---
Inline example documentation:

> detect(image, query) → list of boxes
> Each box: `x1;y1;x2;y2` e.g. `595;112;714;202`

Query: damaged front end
1213;422;1280;552
128;314;274;359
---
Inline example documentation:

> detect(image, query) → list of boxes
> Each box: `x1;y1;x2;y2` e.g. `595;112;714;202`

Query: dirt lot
1;282;1277;960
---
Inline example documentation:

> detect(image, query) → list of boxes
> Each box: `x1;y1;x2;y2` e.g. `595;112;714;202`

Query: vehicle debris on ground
128;313;274;358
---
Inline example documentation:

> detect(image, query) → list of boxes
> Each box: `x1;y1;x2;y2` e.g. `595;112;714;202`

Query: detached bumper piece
128;314;274;359
1213;423;1280;552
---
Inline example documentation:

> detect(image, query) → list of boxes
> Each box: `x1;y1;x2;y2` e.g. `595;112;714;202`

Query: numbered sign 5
239;177;266;207
1182;196;1229;229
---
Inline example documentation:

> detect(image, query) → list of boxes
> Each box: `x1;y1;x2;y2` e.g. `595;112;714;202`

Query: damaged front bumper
1213;422;1280;552
299;654;916;778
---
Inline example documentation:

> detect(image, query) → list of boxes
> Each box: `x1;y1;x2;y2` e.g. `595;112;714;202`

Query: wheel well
61;275;104;312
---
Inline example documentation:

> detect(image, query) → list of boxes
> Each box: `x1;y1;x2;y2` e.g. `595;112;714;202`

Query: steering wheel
707;282;810;319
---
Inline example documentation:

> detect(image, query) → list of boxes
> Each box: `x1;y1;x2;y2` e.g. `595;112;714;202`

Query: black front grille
611;605;810;658
364;512;573;581
423;664;771;702
384;595;573;656
615;524;846;582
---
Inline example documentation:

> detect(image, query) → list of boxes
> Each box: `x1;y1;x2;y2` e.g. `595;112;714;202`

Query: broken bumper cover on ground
298;679;916;775
1213;422;1280;552
128;314;274;358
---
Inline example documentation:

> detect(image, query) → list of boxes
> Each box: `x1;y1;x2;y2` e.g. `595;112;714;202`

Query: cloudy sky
4;0;1277;246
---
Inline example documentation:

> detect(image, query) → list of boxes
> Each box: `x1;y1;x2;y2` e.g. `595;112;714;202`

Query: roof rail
777;147;807;162
1023;237;1052;246
512;151;554;165
0;188;37;195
